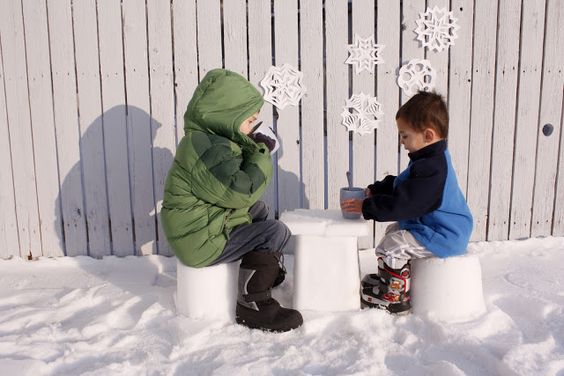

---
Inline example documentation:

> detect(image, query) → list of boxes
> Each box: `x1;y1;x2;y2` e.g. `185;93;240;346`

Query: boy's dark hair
395;91;448;138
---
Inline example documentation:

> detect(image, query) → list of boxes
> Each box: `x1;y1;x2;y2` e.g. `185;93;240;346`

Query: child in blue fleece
341;91;473;314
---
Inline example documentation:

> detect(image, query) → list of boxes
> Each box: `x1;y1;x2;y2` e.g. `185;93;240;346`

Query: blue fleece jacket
361;140;473;257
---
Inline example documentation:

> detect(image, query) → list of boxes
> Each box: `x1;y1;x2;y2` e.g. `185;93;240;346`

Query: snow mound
412;254;486;322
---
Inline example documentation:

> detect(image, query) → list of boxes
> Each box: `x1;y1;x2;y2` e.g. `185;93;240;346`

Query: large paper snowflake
345;34;385;74
260;64;306;110
341;93;384;135
397;59;436;96
415;6;460;52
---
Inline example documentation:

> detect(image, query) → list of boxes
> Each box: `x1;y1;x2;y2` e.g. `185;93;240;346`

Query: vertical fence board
22;0;63;257
274;0;301;214
248;0;276;217
123;0;156;256
399;0;425;170
300;0;324;210
488;0;521;240
97;0;134;256
73;0;111;257
196;0;222;76
466;0;497;241
0;0;41;258
553;94;564;235
531;0;564;237
448;0;473;197
147;0;175;256
223;0;247;77
172;0;198;145
0;33;20;258
509;0;546;240
426;0;449;96
48;0;87;256
325;0;349;209
375;0;402;242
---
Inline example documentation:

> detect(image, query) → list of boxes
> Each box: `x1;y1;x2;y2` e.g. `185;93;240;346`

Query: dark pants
209;201;291;265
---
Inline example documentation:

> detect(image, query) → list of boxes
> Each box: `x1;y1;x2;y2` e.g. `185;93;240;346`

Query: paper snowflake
415;6;460;52
345;34;385;74
397;59;436;96
340;93;384;135
260;64;306;110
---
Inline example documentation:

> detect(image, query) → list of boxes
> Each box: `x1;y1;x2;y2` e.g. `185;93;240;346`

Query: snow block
280;209;371;312
176;260;239;321
411;255;486;322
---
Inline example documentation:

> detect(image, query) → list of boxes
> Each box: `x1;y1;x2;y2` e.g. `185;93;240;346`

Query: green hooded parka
161;69;272;267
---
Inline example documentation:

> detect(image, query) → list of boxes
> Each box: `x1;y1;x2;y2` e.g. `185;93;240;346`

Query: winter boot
236;251;303;332
361;257;411;314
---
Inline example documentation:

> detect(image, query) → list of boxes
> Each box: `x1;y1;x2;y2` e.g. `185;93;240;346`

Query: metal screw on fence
542;123;554;137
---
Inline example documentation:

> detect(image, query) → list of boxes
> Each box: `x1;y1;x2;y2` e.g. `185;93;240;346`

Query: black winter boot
272;251;286;288
361;257;411;314
236;251;303;332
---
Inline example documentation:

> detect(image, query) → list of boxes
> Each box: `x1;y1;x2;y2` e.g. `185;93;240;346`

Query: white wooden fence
0;0;562;259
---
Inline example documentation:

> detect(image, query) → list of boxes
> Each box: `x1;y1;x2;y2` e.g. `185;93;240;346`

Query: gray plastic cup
340;187;365;219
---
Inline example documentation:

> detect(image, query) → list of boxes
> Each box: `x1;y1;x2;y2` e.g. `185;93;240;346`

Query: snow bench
280;209;372;312
176;260;239;322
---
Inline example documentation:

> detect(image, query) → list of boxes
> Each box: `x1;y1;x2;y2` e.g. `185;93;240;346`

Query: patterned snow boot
236;251;303;332
361;257;411;314
273;251;286;288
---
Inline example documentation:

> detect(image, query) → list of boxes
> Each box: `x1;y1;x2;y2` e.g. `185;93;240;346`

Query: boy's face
239;112;260;135
396;117;430;153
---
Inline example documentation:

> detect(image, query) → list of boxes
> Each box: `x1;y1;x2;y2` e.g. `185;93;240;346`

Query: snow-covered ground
1;237;563;375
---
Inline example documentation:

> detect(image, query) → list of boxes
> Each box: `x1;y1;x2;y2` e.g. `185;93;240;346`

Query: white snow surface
1;237;563;375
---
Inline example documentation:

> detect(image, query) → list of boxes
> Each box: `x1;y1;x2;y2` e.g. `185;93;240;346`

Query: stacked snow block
411;254;486;322
176;260;239;321
280;209;372;312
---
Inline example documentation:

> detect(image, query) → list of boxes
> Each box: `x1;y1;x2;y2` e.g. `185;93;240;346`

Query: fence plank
426;0;449;96
0;33;20;258
273;0;301;214
448;0;473;198
196;0;222;75
509;0;546;240
375;0;402;244
97;0;134;256
466;0;498;241
399;0;426;171
123;0;157;256
248;0;276;217
47;0;88;256
487;0;521;240
325;0;349;210
147;0;176;256
73;0;111;257
22;0;63;257
554;95;564;235
300;0;324;210
223;0;247;77
172;0;198;145
531;0;564;237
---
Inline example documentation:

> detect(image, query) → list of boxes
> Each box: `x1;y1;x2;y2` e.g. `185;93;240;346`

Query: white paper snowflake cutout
415;6;460;52
345;34;385;74
397;59;436;96
260;64;306;110
340;93;384;135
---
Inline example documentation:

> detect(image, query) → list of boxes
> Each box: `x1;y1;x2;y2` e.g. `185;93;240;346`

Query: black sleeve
367;175;396;195
362;157;446;222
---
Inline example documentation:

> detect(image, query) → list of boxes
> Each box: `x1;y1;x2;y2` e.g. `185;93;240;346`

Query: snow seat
411;254;486;322
280;209;372;311
176;260;239;321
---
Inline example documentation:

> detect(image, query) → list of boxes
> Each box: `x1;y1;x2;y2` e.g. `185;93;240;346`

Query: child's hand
340;199;363;214
364;187;372;198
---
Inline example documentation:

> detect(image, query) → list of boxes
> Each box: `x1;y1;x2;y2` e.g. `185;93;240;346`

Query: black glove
250;132;276;152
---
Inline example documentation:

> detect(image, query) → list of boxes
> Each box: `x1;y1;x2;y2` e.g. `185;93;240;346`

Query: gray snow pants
209;201;291;265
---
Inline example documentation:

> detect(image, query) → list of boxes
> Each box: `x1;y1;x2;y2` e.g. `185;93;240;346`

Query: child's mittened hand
251;132;276;152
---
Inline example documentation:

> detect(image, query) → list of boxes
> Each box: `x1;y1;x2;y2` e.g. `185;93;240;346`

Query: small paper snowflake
415;6;460;52
260;64;306;110
397;59;436;96
340;93;384;135
345;34;385;74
